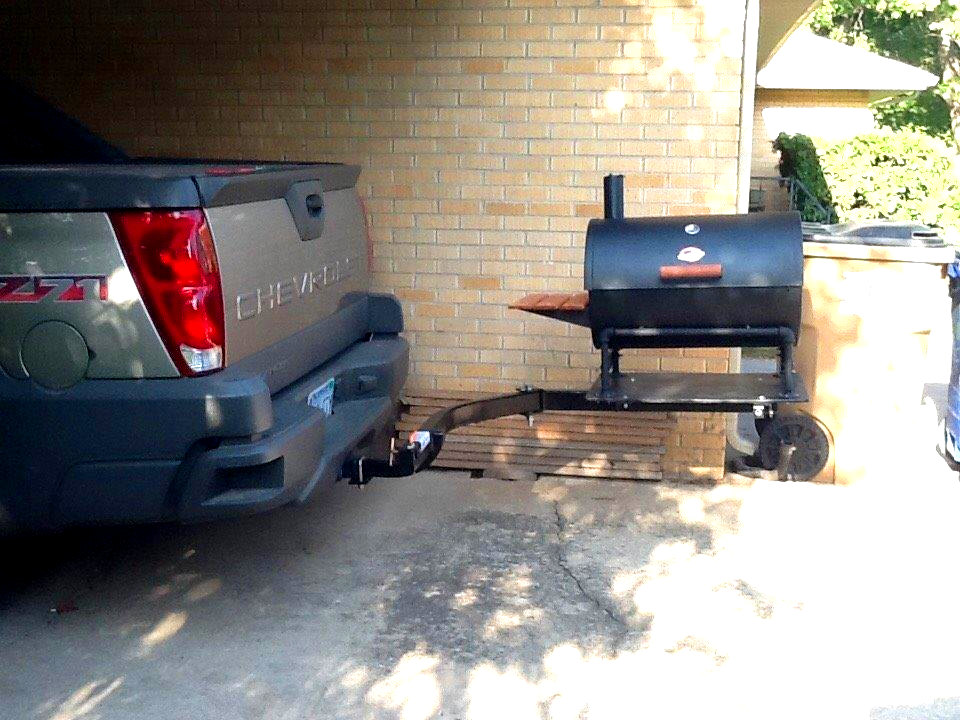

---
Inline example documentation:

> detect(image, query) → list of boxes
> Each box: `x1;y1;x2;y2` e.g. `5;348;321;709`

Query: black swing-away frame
344;324;807;486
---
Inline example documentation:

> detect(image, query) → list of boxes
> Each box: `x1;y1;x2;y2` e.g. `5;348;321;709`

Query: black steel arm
344;389;546;485
341;381;803;485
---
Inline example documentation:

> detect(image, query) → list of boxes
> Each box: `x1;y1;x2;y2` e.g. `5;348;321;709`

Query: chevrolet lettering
235;257;356;321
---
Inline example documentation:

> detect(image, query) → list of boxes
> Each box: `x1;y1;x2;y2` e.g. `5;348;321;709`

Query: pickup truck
0;97;408;530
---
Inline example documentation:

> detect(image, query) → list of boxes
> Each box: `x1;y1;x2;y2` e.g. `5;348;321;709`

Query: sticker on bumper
307;377;335;416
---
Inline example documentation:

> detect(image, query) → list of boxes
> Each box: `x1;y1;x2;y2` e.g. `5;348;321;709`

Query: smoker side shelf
508;292;591;327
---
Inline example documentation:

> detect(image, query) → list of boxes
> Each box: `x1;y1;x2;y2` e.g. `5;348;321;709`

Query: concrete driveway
3;452;960;720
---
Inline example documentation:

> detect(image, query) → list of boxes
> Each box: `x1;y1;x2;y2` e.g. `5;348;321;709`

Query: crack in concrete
551;500;628;640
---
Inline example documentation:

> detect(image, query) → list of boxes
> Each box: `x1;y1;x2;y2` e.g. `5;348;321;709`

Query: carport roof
757;30;938;93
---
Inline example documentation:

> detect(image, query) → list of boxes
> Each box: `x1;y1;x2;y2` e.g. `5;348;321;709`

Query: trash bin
945;256;960;467
795;222;955;484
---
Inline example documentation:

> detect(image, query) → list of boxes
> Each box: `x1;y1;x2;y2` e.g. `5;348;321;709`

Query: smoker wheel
757;413;829;481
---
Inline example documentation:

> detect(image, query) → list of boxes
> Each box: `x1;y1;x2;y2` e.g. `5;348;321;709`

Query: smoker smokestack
603;174;624;220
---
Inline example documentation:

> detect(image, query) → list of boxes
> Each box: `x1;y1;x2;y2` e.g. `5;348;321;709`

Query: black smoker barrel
584;211;804;349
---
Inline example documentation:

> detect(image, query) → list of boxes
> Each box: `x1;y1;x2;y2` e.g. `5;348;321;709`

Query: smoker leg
599;333;620;396
600;346;611;395
779;332;796;395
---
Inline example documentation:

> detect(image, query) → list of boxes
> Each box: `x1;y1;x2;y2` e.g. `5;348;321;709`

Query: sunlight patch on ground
467;664;541;720
453;587;479;609
482;607;545;641
339;666;369;690
462;642;728;720
137;611;187;656
48;678;123;720
185;577;221;602
365;646;441;720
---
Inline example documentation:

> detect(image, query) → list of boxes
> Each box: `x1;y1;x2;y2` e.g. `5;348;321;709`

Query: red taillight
110;209;225;376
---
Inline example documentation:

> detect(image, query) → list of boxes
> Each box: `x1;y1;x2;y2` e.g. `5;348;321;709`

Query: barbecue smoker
347;174;829;484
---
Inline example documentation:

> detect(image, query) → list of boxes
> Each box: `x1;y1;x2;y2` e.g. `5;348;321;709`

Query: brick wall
0;0;748;479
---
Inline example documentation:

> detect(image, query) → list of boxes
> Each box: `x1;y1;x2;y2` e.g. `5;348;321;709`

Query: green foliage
808;0;944;71
800;1;960;231
818;129;960;227
873;90;953;137
807;0;957;143
773;130;960;230
772;133;836;222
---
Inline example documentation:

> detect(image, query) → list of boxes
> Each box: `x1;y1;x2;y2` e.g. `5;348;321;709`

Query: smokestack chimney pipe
603;174;624;220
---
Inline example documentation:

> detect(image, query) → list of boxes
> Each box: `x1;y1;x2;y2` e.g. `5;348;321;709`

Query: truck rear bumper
0;335;408;529
175;391;399;522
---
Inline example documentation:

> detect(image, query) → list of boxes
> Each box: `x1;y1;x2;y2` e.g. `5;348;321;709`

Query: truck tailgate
209;186;368;367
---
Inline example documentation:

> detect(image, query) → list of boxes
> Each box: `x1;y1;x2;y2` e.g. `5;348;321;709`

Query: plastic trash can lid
801;221;956;264
802;220;946;248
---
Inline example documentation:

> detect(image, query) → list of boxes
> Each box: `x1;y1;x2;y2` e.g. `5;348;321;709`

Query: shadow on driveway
4;470;960;719
1;472;731;719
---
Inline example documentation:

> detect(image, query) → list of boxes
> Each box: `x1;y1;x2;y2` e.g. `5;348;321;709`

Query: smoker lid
586;211;803;291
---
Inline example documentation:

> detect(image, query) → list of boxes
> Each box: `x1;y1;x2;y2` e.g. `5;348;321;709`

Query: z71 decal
0;275;108;303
